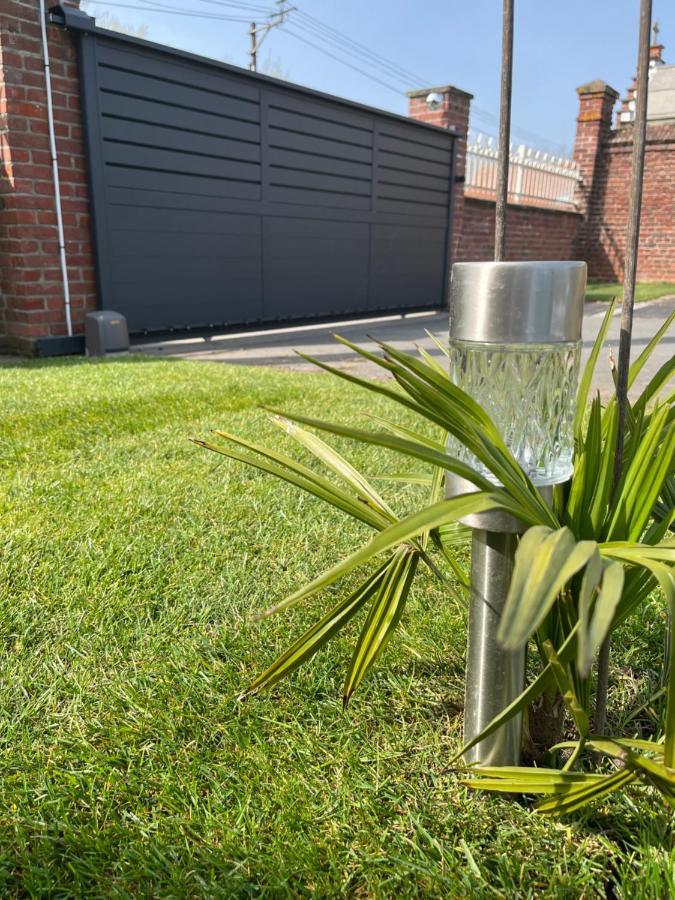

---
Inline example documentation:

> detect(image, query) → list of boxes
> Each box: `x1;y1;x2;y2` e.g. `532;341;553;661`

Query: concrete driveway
135;296;675;400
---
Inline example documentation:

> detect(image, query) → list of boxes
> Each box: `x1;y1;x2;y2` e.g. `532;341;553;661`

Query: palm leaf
343;547;418;704
193;435;388;531
270;416;396;520
239;563;390;699
606;410;675;542
543;640;589;736
497;527;597;650
452;626;579;765
425;329;450;358
536;768;637;816
258;492;500;619
364;414;447;453
459;766;606;795
574;298;617;439
628;310;675;389
577;554;624;677
264;406;553;530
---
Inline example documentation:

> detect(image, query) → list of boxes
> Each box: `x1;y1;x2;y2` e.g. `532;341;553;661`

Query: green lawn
1;356;672;896
585;281;675;303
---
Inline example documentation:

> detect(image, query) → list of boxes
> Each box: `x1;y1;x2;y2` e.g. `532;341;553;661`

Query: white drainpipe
39;0;73;337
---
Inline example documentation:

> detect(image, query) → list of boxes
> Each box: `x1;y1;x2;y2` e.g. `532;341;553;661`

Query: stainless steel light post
447;261;586;766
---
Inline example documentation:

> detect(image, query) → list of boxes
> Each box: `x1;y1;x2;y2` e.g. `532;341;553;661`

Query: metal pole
595;0;652;735
464;531;523;765
249;21;257;71
460;0;518;767
494;0;514;261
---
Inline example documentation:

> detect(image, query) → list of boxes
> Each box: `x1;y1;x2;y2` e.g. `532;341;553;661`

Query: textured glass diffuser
448;261;586;487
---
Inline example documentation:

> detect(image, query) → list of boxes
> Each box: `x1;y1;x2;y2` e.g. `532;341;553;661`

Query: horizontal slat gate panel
100;92;261;142
107;207;261;236
379;132;453;165
377;166;450;193
105;168;262;201
266;185;372;210
110;231;262;260
99;118;260;163
374;197;450;219
268;147;372;180
268;129;372;163
97;66;260;123
377;182;450;206
267;167;371;196
378;150;451;179
82;31;454;332
267;107;372;148
96;40;260;102
102;143;261;182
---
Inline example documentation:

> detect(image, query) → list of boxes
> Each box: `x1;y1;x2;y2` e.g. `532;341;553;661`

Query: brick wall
458;198;580;262
580;123;675;281
0;0;95;353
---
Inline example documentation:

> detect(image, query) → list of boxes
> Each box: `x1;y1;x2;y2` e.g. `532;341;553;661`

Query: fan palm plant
194;300;674;814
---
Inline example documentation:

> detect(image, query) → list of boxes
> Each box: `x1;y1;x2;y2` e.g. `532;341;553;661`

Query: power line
199;0;429;85
287;6;569;152
279;27;404;95
190;0;273;13
291;18;417;87
86;1;255;21
294;8;428;85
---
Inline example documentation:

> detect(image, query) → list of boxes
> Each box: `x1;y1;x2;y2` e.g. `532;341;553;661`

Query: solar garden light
446;261;586;766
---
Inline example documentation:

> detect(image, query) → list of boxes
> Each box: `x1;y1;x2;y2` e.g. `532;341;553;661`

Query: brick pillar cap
407;84;474;100
576;80;619;98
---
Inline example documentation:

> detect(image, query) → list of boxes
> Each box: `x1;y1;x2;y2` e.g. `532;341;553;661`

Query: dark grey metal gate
55;6;457;334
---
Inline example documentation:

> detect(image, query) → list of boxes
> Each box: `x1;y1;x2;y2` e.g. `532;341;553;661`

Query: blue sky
81;0;675;156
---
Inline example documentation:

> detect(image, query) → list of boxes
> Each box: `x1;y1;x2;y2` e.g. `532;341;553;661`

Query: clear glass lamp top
448;262;587;488
448;339;581;486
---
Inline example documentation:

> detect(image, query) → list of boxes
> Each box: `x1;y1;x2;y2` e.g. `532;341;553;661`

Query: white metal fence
465;131;580;209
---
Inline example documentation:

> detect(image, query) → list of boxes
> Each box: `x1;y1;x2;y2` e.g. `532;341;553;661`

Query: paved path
135;296;675;400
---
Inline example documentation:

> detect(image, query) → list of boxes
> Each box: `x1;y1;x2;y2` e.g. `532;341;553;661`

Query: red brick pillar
0;0;96;354
572;80;618;265
407;84;473;269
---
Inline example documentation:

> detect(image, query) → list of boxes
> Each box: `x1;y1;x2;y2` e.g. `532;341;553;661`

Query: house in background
618;28;674;126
